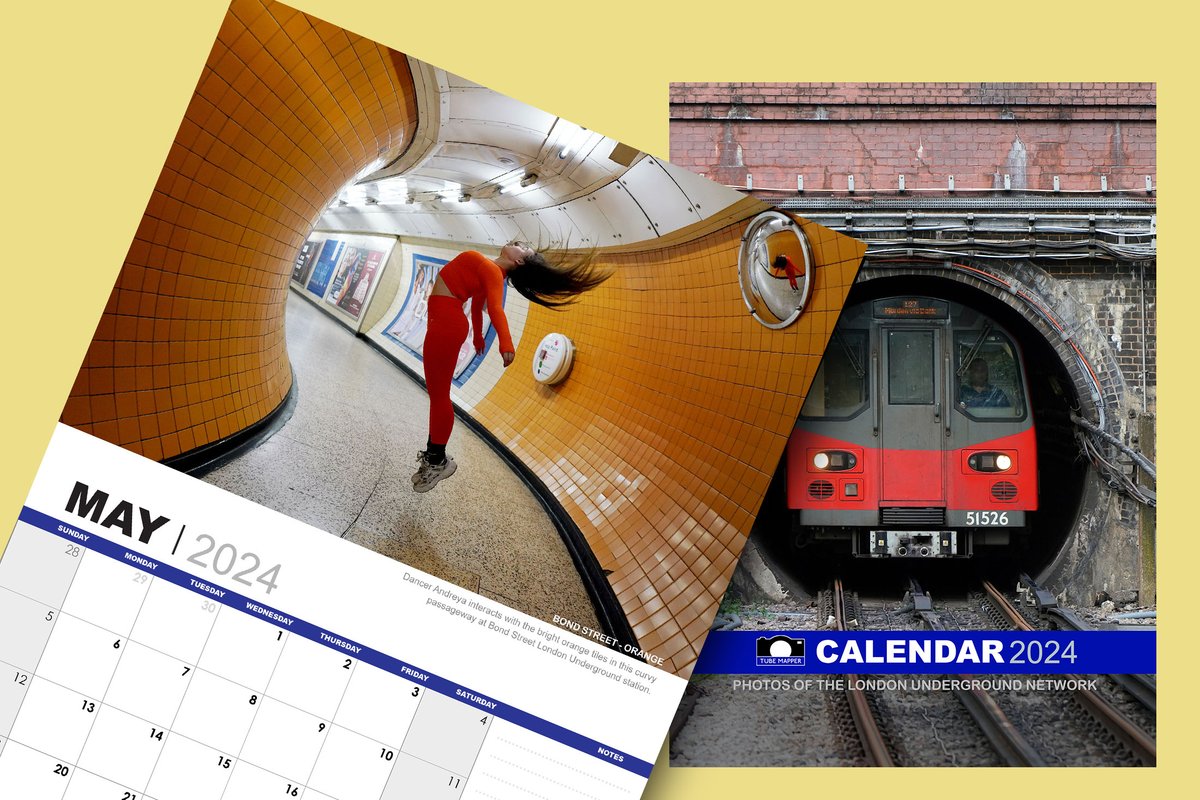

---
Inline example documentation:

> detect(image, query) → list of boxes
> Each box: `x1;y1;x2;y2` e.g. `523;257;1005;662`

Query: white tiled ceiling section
317;61;742;246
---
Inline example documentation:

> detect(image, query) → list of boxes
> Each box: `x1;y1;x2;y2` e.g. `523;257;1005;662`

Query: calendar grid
54;564;156;800
452;703;495;799
137;596;225;798
214;610;289;800
0;738;166;800
4;648;439;800
11;506;656;781
0;531;85;782
298;651;362;792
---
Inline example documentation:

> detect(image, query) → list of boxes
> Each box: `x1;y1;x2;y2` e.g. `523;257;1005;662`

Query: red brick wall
669;82;1156;193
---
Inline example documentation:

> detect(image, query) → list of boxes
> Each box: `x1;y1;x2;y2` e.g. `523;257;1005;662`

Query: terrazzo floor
201;291;600;630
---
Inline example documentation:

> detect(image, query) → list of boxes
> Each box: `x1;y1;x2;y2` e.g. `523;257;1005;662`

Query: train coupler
862;530;960;558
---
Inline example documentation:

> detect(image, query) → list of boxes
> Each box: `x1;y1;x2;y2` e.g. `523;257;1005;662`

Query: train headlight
812;451;856;471
968;452;1014;472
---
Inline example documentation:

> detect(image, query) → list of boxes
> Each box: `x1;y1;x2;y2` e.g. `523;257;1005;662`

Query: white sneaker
412;452;457;493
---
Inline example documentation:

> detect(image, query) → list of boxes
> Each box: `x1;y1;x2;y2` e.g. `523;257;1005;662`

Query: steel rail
955;686;1048;767
833;579;895;767
910;580;1047;766
1043;608;1157;713
981;580;1156;766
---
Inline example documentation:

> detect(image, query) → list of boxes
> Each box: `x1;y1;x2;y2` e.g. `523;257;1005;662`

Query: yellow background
1;0;1184;794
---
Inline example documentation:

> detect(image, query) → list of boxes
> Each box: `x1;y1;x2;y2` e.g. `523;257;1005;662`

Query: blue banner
694;630;1155;675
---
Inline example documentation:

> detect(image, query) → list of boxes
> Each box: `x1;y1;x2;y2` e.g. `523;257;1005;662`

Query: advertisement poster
338;248;383;319
290;239;319;285
384;254;494;383
324;244;360;308
305;238;343;299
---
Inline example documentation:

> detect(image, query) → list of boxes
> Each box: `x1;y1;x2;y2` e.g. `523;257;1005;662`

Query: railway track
830;579;895;766
908;581;1046;766
1013;573;1157;717
981;579;1156;766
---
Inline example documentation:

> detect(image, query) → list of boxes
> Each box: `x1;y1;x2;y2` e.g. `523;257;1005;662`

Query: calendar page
0;424;686;799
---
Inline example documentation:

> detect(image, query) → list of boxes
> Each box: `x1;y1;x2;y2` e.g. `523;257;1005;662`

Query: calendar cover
665;82;1159;770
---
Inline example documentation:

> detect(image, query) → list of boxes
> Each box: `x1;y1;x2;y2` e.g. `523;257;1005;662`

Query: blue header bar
695;629;1156;675
20;506;653;778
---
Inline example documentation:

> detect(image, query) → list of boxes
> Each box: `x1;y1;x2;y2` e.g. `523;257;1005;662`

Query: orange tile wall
473;215;866;676
60;0;418;461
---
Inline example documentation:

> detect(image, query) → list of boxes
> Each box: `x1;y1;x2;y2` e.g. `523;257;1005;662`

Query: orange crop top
439;250;515;353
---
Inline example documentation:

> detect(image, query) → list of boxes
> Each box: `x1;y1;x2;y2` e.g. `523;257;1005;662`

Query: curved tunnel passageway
62;0;418;460
201;292;600;629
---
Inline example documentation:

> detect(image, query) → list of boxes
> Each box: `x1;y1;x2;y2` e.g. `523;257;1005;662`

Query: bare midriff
430;275;454;297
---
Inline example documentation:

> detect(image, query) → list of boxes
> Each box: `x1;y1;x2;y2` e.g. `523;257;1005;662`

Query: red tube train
788;296;1037;557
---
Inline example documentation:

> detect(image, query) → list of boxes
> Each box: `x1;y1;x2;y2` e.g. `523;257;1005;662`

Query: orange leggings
423;296;469;445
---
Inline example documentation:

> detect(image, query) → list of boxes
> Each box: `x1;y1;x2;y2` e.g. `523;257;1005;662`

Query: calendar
0;425;686;799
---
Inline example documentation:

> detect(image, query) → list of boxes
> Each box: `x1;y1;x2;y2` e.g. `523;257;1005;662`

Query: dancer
413;241;608;492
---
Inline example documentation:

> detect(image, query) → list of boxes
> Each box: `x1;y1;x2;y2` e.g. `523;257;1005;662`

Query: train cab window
954;332;1026;419
800;329;868;418
887;330;934;404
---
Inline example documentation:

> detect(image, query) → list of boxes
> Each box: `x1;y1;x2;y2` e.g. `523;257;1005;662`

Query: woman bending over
413;241;608;492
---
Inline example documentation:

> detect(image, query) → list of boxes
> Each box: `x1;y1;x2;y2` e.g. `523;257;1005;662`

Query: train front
788;296;1037;558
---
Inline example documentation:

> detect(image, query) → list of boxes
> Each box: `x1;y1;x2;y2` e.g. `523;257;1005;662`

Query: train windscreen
953;331;1026;418
800;329;869;418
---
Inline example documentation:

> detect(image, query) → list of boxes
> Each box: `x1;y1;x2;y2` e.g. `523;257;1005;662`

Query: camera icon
755;635;805;666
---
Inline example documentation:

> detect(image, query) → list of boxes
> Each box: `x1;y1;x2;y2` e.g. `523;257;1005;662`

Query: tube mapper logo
756;635;805;667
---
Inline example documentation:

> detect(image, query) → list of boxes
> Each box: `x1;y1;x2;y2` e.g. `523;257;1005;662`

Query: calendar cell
237;697;327;783
0;522;82;608
1;661;33;734
60;552;151;636
401;689;492;776
0;586;57;673
76;704;166;791
102;640;193;728
60;765;143;800
170;669;261;754
221;759;306;800
265;635;354;719
0;738;72;800
34;612;126;699
307;726;398;800
333;663;421;748
377;750;468;800
144;735;233;800
8;676;98;762
195;609;286;692
127;580;219;664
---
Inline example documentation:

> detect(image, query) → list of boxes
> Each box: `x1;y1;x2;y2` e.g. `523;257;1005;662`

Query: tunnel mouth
753;270;1089;598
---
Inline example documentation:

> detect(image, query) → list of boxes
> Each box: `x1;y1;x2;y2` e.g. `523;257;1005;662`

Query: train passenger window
888;330;934;404
954;332;1026;419
800;330;868;418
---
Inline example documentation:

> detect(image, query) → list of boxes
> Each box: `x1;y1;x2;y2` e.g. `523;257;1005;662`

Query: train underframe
794;521;1025;558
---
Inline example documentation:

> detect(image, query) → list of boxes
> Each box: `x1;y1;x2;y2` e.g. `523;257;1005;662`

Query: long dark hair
507;245;611;309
